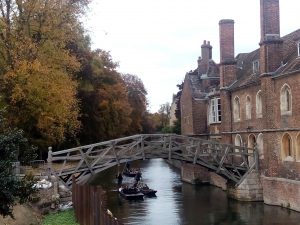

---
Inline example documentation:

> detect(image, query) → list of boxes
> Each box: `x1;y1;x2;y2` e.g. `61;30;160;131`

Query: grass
42;209;79;225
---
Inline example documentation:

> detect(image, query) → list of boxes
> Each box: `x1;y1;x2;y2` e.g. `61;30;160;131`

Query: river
89;159;300;225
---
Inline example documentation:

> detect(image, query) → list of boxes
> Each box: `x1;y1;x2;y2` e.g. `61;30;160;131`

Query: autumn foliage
0;0;155;151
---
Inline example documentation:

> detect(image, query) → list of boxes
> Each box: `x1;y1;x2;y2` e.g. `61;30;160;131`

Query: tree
0;0;89;149
158;102;171;131
122;74;148;134
0;113;36;218
78;50;132;143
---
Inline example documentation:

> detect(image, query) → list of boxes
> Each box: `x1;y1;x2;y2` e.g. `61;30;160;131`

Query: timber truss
47;134;259;188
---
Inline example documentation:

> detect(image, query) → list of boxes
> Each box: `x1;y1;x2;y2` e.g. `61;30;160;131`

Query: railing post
254;144;259;170
193;142;199;164
47;146;52;179
168;135;172;160
112;141;119;166
141;136;145;160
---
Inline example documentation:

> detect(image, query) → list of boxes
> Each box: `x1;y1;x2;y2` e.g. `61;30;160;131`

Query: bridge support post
227;170;263;201
181;163;210;184
141;136;145;160
168;136;172;160
47;146;53;179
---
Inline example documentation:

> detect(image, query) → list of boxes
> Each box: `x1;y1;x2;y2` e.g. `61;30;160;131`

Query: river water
90;159;300;225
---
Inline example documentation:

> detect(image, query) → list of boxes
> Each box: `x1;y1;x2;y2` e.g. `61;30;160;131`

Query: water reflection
90;159;300;225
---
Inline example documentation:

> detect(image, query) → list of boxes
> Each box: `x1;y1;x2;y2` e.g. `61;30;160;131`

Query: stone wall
262;176;300;212
227;171;263;201
181;163;209;184
209;172;227;190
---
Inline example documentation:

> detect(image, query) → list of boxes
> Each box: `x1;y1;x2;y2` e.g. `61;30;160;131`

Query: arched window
234;134;243;154
247;134;256;165
296;133;300;161
246;96;251;120
256;90;262;118
281;133;293;161
257;133;264;159
280;84;292;115
233;96;240;122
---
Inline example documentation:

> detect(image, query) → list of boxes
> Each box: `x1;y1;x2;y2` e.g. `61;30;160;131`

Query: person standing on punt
117;173;123;187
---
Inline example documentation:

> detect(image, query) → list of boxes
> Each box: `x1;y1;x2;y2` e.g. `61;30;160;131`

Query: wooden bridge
47;134;259;188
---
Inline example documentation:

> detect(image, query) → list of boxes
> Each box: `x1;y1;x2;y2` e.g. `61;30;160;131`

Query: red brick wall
181;77;194;135
192;99;207;134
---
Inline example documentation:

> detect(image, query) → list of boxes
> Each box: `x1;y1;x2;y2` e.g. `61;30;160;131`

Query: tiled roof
185;59;219;99
229;29;300;90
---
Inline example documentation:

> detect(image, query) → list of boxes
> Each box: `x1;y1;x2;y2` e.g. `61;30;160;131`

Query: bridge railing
48;134;258;188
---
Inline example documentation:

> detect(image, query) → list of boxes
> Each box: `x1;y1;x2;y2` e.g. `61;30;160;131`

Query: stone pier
181;163;263;201
227;171;263;201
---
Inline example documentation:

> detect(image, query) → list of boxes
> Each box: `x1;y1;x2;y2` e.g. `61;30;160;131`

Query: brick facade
180;0;300;211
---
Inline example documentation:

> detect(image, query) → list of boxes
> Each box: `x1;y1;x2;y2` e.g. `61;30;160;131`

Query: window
298;42;300;57
256;91;262;118
209;98;221;124
246;96;251;120
281;133;293;161
247;134;256;165
234;134;243;155
253;60;260;73
257;133;264;159
280;84;292;115
233;96;240;122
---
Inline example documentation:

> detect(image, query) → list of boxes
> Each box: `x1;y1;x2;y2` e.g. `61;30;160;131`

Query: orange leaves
3;57;80;146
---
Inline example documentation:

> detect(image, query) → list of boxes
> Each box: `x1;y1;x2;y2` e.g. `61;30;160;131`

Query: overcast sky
83;0;300;113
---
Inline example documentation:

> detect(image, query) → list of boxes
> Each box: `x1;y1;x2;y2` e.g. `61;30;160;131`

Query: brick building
180;0;300;211
181;40;220;136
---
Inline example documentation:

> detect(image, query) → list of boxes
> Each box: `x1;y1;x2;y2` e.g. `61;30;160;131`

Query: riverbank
0;204;79;225
0;204;41;225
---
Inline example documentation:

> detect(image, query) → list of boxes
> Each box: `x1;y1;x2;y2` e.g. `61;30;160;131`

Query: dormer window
253;60;260;73
298;42;300;57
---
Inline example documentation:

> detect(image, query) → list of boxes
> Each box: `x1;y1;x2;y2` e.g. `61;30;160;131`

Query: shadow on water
89;159;300;225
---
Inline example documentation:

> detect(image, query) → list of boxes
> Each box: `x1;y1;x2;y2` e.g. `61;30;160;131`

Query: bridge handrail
48;133;258;188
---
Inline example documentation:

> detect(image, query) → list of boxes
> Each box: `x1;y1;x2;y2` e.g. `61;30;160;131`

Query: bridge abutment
181;163;227;190
181;163;263;201
227;170;263;201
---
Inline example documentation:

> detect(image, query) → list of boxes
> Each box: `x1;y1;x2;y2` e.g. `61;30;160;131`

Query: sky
83;0;300;113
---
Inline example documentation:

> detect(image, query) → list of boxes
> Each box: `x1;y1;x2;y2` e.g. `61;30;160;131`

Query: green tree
158;102;171;131
0;113;36;218
78;50;132;143
122;74;148;135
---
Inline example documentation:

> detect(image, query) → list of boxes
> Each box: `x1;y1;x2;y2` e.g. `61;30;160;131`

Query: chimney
201;40;212;61
219;19;235;64
219;19;236;87
260;0;280;42
259;0;283;74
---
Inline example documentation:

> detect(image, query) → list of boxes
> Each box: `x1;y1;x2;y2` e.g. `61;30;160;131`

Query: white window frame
209;98;221;124
297;42;300;57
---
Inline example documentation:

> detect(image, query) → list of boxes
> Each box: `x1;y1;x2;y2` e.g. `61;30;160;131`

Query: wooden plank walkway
47;134;258;188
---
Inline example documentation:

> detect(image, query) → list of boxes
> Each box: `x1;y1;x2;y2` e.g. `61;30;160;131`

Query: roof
184;59;220;99
228;29;300;90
